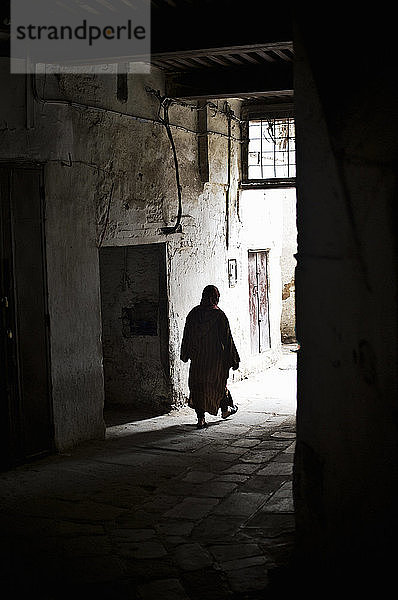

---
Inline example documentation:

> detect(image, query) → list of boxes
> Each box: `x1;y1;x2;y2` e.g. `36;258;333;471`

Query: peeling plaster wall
167;107;284;406
165;102;245;406
0;59;284;448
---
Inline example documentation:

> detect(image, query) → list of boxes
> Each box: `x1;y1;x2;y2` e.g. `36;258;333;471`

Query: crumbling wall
0;58;283;448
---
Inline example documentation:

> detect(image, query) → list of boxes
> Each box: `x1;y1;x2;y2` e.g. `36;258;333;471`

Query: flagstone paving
0;346;297;599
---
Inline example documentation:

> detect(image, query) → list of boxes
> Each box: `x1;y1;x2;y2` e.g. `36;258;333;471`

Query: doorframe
0;161;54;467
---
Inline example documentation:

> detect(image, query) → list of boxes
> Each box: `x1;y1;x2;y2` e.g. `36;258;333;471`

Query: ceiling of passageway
0;1;293;101
151;0;294;100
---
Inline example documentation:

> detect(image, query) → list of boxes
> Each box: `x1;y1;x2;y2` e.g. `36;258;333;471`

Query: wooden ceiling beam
237;52;261;65
165;62;293;99
271;49;293;61
222;54;245;65
207;55;231;66
253;49;276;63
186;56;212;68
151;42;293;62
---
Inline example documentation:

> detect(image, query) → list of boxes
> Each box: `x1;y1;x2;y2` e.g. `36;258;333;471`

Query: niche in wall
99;243;170;413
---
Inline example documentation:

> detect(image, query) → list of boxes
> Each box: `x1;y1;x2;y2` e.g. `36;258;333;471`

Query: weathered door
0;166;53;468
248;250;271;353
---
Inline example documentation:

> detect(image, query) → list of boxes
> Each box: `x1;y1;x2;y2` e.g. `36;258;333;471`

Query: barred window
247;117;295;180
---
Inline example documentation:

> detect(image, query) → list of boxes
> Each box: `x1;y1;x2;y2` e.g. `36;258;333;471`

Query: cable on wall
147;88;183;234
161;99;183;234
225;102;232;250
30;72;243;238
31;73;242;141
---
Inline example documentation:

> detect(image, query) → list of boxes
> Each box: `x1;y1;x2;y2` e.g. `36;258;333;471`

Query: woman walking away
180;285;240;429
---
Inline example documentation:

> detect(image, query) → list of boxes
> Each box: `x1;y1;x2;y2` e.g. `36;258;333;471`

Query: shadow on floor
104;405;171;427
1;409;296;599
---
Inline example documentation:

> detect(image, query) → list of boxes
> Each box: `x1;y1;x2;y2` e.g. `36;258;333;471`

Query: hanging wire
225;102;232;249
31;72;243;236
149;90;183;234
31;73;243;142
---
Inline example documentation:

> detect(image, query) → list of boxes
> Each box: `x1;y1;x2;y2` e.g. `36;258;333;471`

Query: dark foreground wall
293;11;398;594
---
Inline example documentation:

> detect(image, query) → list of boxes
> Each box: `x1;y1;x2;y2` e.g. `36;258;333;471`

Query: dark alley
2;3;398;598
0;348;297;599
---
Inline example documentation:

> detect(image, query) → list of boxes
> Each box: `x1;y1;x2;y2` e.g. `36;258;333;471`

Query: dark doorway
248;250;271;354
0;165;53;468
99;243;170;419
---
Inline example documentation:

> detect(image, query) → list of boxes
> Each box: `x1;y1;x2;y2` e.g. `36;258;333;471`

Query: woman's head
200;285;220;307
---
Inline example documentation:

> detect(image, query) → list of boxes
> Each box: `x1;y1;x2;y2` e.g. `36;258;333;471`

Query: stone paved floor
0;346;297;599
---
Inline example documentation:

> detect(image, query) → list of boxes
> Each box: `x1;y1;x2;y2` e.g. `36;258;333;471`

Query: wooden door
0;166;53;467
248;250;271;353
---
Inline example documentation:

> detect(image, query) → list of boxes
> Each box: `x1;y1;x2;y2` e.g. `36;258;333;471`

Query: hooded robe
180;304;240;415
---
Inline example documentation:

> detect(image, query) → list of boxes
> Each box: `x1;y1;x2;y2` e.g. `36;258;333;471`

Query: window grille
247;117;295;180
